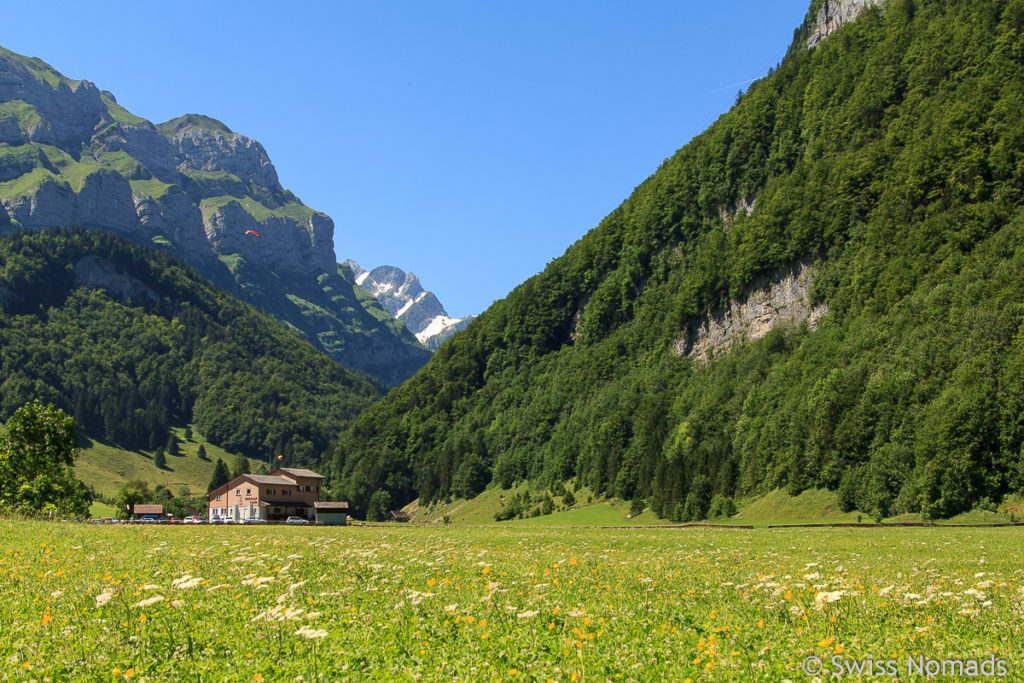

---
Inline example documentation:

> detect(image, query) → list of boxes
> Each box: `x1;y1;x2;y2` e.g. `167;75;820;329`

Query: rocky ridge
807;0;883;48
0;46;428;385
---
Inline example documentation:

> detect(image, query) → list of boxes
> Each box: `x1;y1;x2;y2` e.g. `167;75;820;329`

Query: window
215;495;221;501
235;490;241;497
246;488;251;495
267;488;275;495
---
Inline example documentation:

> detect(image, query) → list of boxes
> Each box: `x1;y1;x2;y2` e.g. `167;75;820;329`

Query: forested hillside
0;228;381;463
330;0;1024;520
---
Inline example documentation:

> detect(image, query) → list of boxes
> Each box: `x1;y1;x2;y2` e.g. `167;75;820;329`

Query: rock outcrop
807;0;883;48
671;262;827;362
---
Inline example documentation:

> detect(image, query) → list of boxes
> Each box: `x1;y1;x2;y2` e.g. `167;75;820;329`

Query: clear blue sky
2;1;810;317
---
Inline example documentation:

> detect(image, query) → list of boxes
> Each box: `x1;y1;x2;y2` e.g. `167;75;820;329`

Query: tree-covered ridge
330;0;1024;519
0;228;382;464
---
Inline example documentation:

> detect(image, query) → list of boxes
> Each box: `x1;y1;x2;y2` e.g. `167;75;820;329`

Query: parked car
210;515;224;524
243;517;266;524
92;517;113;524
284;516;309;525
183;516;204;524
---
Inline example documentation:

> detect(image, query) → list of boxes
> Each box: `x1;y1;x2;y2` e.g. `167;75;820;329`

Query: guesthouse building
207;467;330;523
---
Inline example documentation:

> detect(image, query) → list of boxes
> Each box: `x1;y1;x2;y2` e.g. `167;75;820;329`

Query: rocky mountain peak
158;114;282;191
344;259;475;350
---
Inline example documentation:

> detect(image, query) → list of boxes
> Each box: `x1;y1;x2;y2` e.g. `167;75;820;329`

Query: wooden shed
314;501;349;526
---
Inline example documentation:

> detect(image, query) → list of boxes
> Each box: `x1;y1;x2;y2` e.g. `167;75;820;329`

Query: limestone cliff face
0;49;107;147
0;46;428;384
671;262;827;362
169;124;282;190
807;0;883;48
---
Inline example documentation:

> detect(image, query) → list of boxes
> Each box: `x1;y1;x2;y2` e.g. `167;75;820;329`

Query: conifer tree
208;458;230;493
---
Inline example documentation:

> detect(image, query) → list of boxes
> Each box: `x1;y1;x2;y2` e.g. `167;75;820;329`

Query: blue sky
2;1;811;316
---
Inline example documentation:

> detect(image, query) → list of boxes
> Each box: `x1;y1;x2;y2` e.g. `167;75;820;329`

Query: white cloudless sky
1;1;811;316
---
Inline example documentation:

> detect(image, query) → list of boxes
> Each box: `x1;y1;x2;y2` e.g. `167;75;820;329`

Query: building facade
207;467;325;522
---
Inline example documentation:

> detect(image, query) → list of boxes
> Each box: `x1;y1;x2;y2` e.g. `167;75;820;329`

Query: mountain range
344;260;475;350
0;46;429;386
329;0;1024;521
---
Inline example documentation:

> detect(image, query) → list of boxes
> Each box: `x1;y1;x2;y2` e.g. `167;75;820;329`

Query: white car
284;516;309;525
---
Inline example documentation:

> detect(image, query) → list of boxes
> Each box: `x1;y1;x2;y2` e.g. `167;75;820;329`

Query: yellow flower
481;632;490;639
253;675;263;682
111;668;121;677
427;578;436;587
139;614;147;624
757;619;765;628
124;668;136;678
785;590;794;600
834;643;845;655
482;567;490;575
818;636;835;648
41;613;52;625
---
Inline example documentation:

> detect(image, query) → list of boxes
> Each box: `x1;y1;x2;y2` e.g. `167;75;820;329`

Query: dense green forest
0;228;382;463
330;0;1024;520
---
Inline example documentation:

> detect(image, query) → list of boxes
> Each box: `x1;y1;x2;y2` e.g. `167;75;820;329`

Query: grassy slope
406;486;673;526
74;426;260;498
409;486;1024;528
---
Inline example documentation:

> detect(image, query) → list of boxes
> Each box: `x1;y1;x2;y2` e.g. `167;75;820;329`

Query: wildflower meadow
0;520;1020;681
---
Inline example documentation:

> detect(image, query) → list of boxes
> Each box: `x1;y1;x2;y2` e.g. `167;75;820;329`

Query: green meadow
1;520;1019;681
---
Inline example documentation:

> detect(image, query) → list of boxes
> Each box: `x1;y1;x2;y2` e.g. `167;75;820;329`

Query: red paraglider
245;230;262;239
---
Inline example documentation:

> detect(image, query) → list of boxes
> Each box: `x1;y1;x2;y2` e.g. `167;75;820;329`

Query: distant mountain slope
345;259;475;350
0;228;381;464
0;46;429;385
330;0;1024;521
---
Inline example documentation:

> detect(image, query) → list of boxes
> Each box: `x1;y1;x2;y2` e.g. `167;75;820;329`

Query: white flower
295;626;328;640
814;591;844;608
95;588;116;608
133;595;165;608
517;610;539;618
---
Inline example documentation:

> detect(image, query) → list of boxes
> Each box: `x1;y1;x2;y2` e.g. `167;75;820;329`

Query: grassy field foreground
0;521;1021;681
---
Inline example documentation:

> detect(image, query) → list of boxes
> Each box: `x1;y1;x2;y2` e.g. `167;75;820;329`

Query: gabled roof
270;467;324;480
134;504;163;515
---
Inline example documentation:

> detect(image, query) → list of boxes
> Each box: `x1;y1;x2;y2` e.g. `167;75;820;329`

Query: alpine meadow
3;0;1024;680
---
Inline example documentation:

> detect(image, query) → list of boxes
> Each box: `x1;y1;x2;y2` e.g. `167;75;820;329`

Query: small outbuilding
388;510;410;523
314;501;349;526
133;504;163;517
